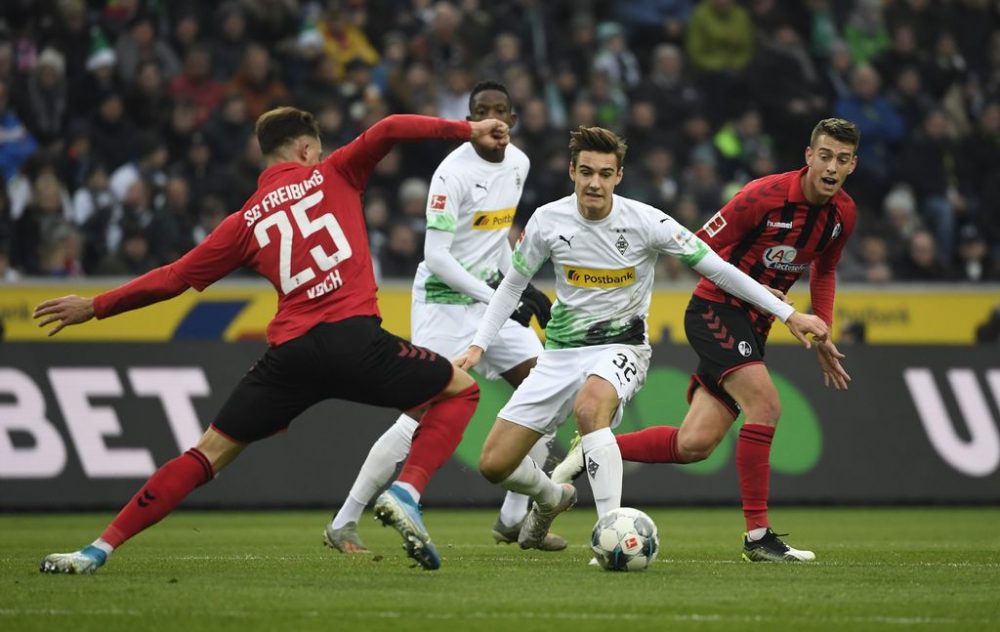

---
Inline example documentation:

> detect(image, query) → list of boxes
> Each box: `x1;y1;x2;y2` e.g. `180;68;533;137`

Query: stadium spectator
95;227;156;276
317;6;380;82
210;3;249;81
114;12;180;85
834;64;905;207
592;22;641;93
88;91;137;172
169;46;226;128
125;60;171;131
953;223;999;282
613;0;692;52
228;44;289;120
685;0;755;124
0;77;38;181
844;0;889;64
203;93;253;165
19;47;69;149
893;229;952;282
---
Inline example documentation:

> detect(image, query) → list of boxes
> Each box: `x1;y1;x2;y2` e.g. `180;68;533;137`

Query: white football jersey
413;142;530;304
513;193;709;349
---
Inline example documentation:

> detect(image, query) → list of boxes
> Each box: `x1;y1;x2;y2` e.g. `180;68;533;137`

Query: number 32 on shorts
612;352;638;384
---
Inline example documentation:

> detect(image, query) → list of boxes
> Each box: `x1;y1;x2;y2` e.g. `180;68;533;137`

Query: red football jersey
693;167;856;334
165;115;471;345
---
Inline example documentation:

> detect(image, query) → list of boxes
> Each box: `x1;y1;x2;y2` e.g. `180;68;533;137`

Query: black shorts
683;296;767;417
212;316;453;443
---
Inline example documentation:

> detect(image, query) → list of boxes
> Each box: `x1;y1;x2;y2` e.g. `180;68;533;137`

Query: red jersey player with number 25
35;107;511;573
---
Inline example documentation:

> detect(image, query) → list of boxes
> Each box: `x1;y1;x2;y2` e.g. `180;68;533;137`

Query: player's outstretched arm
34;265;191;336
816;338;851;390
33;295;95;336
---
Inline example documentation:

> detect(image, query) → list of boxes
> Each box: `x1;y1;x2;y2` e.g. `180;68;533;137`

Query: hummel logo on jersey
703;211;727;237
767;220;793;229
832;222;843;239
437;175;447;183
615;234;629;255
558;234;575;247
587;456;600;478
474;182;488;191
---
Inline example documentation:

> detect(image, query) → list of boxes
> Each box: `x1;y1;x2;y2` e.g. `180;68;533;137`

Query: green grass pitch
2;508;998;631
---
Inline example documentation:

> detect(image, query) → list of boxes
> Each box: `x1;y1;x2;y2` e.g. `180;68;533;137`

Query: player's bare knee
478;451;513;484
677;433;719;463
745;397;781;426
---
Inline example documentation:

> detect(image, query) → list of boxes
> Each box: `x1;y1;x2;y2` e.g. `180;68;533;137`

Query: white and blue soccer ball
590;507;659;571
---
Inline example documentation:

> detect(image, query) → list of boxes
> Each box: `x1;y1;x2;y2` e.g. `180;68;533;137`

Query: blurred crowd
0;0;998;284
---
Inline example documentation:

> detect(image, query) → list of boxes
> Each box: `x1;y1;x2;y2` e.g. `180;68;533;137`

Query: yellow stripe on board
2;285;994;344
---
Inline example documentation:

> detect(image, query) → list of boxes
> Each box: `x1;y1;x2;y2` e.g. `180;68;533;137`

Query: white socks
581;427;622;518
91;538;114;555
331;414;418;529
498;435;550;526
747;527;769;541
499;455;561;510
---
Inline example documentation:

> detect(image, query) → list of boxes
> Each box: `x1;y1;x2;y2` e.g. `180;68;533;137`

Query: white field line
0;608;993;626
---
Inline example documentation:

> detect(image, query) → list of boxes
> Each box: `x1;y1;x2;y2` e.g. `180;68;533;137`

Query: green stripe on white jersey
414;143;530;304
514;193;708;349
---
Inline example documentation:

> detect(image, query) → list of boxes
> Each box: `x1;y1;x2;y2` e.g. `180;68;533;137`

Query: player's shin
581;427;623;517
332;414;418;529
397;384;479;498
498;436;552;524
617;426;681;463
736;424;775;531
100;448;215;550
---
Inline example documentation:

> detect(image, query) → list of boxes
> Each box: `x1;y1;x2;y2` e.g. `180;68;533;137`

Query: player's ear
509;112;518;129
568;161;576;181
847;154;858;175
804;145;813;165
615;167;623;185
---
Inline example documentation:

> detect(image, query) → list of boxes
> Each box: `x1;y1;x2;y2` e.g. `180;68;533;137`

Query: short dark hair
255;107;320;156
810;118;860;150
468;80;510;113
568;126;628;168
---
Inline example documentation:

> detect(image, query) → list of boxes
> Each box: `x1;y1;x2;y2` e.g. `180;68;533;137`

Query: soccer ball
590;507;659;571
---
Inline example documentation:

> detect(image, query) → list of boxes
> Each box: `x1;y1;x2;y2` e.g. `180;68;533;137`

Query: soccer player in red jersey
34;107;511;573
553;118;859;562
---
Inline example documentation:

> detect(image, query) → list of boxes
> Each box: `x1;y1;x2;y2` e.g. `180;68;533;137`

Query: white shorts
497;344;651;436
411;300;542;380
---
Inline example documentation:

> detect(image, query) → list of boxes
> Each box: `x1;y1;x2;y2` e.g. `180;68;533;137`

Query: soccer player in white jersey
455;127;830;548
325;81;563;553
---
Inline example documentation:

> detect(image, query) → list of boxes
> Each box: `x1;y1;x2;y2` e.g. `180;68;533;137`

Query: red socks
737;424;774;531
398;383;479;495
101;448;214;548
616;426;681;463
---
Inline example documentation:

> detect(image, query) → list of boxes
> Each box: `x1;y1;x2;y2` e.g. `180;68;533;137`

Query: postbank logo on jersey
563;265;637;288
762;245;809;272
472;207;515;231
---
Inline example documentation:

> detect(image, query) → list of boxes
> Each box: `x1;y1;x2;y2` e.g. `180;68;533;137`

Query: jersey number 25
253;190;352;294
